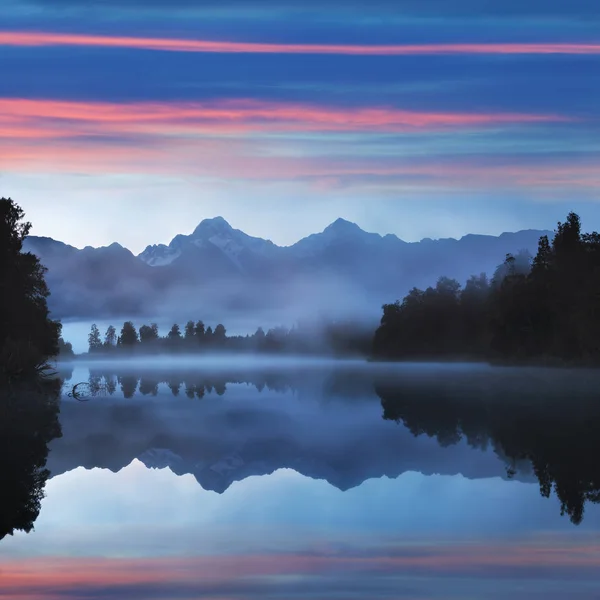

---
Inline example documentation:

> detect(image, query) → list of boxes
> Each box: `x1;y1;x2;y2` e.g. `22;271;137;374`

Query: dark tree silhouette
139;323;159;345
80;316;374;358
194;320;205;341
88;324;102;353
0;198;61;380
57;337;75;359
120;321;139;347
168;324;182;339
213;324;227;344
373;212;600;365
184;321;195;342
104;325;117;348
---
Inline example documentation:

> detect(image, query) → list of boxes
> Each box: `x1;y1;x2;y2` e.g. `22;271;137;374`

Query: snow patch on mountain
138;244;181;266
138;216;278;269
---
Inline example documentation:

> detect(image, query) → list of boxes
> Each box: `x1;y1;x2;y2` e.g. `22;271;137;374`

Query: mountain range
23;217;551;323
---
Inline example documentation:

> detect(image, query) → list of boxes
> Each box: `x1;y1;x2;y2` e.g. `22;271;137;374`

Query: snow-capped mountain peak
138;216;277;269
137;243;181;266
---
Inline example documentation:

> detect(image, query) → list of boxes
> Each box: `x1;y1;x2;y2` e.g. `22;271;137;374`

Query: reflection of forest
85;369;299;399
0;378;62;540
83;366;374;400
375;368;600;524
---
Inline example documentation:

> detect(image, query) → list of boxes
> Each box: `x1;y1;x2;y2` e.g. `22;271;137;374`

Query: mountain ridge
26;216;550;255
22;218;552;320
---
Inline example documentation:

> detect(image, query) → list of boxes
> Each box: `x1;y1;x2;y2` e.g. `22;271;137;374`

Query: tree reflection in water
68;364;600;525
376;368;600;525
0;377;62;540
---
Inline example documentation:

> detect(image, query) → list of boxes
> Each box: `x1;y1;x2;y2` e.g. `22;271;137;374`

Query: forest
84;319;373;357
373;212;600;364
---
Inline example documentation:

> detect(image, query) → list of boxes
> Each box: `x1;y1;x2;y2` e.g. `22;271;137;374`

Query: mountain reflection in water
51;360;600;523
2;360;600;600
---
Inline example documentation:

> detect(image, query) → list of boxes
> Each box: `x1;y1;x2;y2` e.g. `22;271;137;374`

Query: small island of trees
85;319;374;357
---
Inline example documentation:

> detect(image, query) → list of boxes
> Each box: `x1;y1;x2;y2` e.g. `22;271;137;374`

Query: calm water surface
2;357;600;599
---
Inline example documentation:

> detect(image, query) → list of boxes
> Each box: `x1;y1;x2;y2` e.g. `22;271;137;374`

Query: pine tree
184;321;195;341
88;324;103;353
104;325;117;348
168;324;182;339
120;322;139;346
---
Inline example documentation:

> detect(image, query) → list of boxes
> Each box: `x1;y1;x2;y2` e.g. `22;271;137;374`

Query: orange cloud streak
2;31;600;56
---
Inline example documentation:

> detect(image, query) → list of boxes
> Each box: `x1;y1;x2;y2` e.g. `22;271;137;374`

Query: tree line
87;319;373;357
373;212;600;364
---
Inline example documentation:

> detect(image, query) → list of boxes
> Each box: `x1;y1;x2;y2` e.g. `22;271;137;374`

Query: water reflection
3;361;600;599
376;367;600;524
47;361;600;525
0;377;62;540
50;363;509;495
81;363;357;399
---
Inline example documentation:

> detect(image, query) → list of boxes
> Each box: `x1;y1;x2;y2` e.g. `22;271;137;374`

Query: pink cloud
1;32;600;56
0;98;592;193
1;138;598;194
0;98;568;138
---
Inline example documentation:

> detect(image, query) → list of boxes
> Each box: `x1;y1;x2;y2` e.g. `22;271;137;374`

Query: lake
2;357;600;599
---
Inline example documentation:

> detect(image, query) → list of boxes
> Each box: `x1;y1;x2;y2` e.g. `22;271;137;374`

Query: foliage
120;321;139;347
104;325;117;348
57;337;75;359
373;212;600;364
83;318;373;357
88;324;102;353
0;198;61;381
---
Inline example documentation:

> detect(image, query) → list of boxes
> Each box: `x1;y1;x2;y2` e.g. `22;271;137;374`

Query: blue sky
1;0;600;252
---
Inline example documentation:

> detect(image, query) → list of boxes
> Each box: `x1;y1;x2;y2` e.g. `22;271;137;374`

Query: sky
1;0;600;252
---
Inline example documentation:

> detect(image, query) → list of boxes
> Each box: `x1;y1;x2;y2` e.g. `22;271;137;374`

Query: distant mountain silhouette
23;219;551;320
